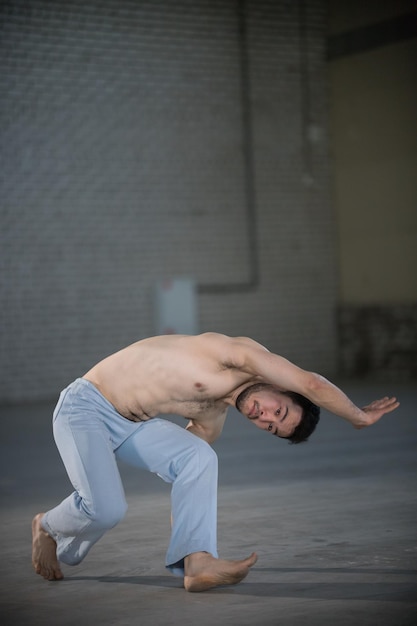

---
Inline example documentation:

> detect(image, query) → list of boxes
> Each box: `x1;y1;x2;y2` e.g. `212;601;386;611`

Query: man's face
238;387;303;438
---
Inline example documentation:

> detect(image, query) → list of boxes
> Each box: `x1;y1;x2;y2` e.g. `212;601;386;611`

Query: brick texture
0;0;337;402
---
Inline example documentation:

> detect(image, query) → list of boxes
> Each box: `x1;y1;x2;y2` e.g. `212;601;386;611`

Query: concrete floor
0;381;416;625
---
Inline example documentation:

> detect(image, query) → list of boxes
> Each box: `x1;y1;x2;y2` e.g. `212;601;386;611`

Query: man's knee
198;440;218;470
175;438;218;476
86;498;128;530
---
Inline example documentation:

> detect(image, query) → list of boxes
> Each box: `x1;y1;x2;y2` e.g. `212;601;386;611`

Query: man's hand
354;396;400;429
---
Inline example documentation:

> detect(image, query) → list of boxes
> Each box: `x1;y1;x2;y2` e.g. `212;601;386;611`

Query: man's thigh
115;418;211;482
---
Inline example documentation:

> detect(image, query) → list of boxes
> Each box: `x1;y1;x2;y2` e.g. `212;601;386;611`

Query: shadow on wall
338;304;417;381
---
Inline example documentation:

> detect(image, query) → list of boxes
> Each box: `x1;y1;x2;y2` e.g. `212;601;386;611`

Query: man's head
235;383;320;443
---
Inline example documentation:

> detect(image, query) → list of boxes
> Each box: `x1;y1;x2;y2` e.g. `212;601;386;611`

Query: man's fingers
382;397;399;409
384;400;400;413
377;396;395;404
374;396;398;407
363;397;400;414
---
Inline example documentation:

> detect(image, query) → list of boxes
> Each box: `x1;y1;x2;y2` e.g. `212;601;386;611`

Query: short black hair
282;391;320;444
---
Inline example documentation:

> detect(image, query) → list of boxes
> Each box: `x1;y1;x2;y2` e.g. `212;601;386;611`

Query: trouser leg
116;419;218;575
42;389;128;566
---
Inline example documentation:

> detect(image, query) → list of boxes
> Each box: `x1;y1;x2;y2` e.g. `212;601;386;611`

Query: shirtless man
32;332;399;591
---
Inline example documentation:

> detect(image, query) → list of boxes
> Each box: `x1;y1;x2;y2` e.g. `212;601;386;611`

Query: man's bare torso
83;333;263;422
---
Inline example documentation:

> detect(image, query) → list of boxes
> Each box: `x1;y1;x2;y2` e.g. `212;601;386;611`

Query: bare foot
184;551;257;592
32;513;63;581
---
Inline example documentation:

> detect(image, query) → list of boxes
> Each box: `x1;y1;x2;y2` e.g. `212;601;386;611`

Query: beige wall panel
329;39;417;303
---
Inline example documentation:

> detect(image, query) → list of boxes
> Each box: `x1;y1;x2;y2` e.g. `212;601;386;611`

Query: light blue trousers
42;378;218;575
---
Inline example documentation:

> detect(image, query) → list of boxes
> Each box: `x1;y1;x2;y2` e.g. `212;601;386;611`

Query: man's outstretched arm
229;336;400;428
293;373;399;429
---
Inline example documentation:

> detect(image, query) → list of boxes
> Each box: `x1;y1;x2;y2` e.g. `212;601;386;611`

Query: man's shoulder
194;332;256;345
192;333;270;370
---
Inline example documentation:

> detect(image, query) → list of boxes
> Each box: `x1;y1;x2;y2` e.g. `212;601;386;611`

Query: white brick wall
0;0;337;402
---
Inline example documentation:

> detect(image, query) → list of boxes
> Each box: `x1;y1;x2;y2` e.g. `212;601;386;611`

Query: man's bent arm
185;410;228;444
